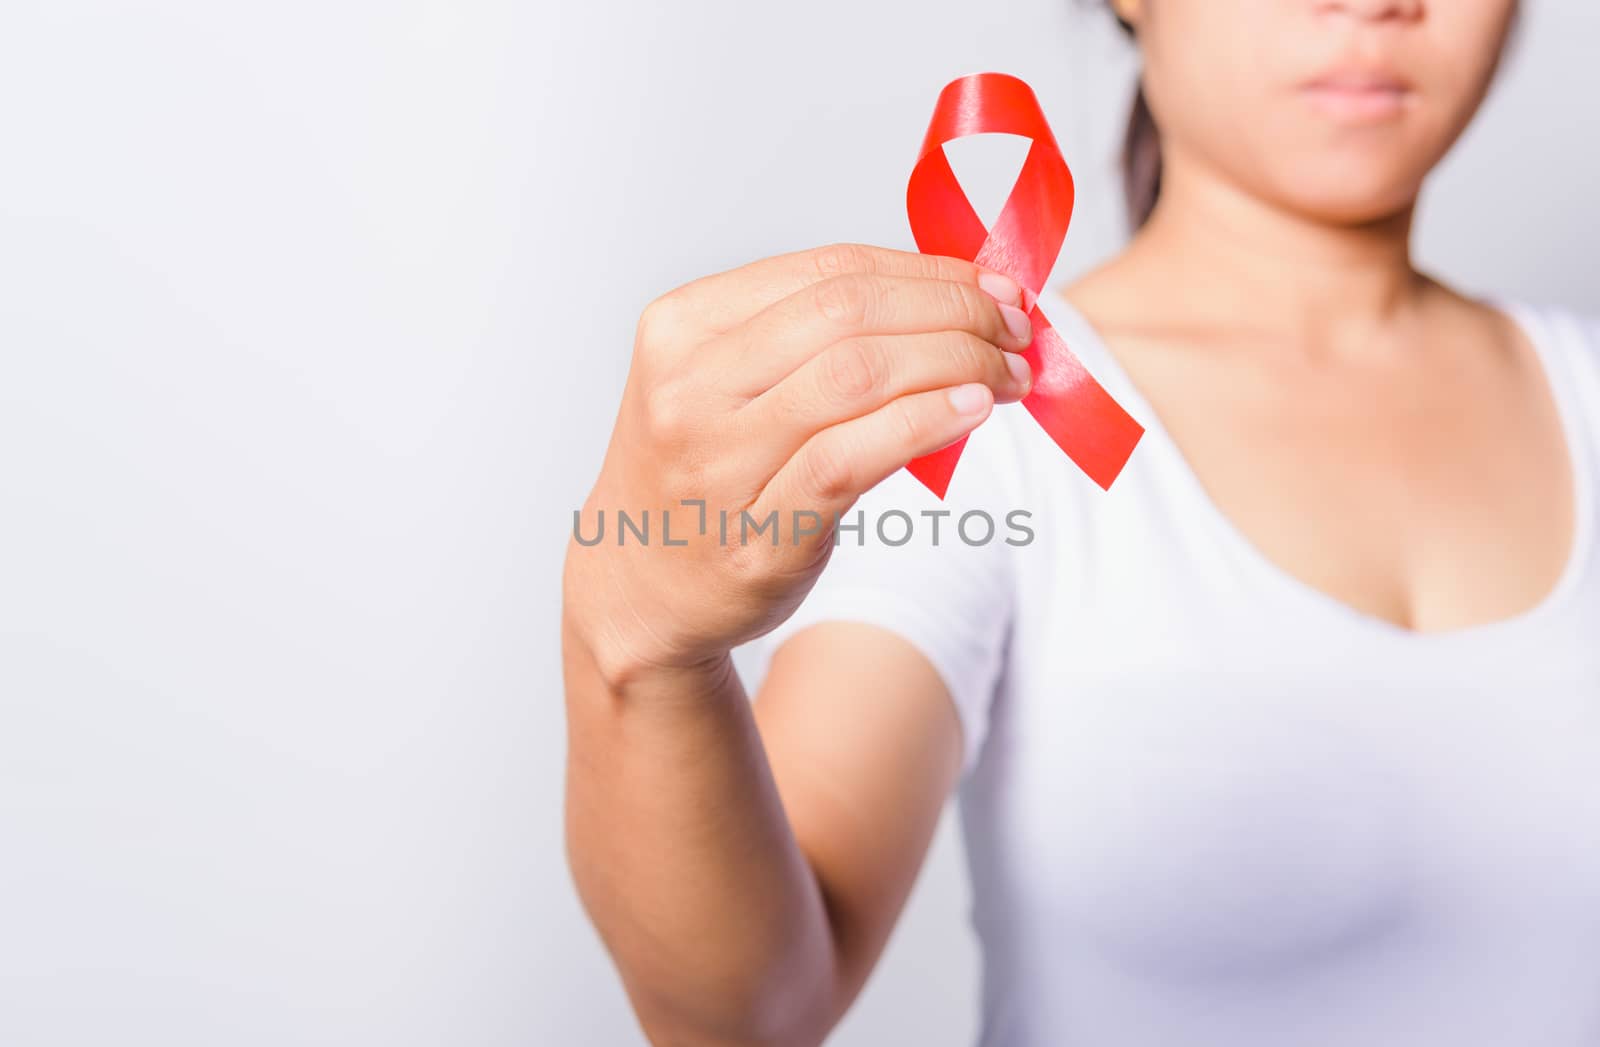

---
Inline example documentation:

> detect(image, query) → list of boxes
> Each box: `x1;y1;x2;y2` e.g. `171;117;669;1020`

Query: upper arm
749;618;964;1032
735;411;1024;1033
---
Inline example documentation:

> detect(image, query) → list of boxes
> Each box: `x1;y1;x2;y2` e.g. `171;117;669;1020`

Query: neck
1127;141;1429;353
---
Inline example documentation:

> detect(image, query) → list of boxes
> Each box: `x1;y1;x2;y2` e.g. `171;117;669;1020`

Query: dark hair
1109;9;1161;232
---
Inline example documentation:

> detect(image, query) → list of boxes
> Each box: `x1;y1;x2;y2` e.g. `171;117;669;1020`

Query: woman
563;0;1600;1042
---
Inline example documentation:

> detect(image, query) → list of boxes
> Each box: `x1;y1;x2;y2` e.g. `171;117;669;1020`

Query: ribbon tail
905;434;968;500
1021;317;1145;490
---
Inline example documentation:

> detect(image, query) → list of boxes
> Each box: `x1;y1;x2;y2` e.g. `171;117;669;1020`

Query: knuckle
954;331;1001;380
635;291;686;349
950;280;996;336
928;253;977;283
811;241;875;279
821;339;886;402
642;379;691;440
799;438;856;503
812;273;872;327
887;396;926;449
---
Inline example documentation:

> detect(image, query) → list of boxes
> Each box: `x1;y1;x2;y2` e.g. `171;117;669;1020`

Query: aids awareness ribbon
903;72;1144;499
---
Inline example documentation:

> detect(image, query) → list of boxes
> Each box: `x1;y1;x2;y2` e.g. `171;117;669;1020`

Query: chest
1114;328;1576;634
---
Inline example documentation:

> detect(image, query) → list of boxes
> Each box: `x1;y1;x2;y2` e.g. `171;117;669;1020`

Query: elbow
636;1005;832;1047
629;944;843;1047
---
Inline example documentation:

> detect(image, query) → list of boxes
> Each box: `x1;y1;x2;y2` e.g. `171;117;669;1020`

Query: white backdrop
1;2;1596;1045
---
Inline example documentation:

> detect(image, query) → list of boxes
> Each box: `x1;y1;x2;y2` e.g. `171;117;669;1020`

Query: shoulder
1490;297;1600;437
1493;296;1600;353
1491;296;1600;388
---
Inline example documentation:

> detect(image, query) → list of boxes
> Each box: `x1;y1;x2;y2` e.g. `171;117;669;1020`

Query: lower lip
1300;84;1411;123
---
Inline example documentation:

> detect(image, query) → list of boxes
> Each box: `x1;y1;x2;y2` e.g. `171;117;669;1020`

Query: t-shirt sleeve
740;411;1025;779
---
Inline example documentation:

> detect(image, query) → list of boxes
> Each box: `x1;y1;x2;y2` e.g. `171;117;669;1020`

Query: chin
1264;163;1423;227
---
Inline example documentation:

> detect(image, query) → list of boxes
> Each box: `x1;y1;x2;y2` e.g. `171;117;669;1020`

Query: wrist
561;545;734;698
567;615;735;697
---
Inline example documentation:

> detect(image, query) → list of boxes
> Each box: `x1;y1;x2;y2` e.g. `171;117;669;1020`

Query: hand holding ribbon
904;72;1145;498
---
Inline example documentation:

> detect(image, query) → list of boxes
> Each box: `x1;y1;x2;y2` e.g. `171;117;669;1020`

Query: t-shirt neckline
1043;287;1596;644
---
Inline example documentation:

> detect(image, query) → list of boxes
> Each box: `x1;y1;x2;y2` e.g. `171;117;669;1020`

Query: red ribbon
904;72;1144;499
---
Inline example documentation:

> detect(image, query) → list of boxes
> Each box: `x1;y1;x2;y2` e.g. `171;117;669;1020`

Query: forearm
561;613;839;1046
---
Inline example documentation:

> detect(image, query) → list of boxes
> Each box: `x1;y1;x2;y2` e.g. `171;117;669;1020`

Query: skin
1080;0;1559;633
563;248;1029;1046
563;0;1558;1043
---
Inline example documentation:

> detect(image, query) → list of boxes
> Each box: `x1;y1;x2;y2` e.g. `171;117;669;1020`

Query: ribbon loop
903;72;1144;499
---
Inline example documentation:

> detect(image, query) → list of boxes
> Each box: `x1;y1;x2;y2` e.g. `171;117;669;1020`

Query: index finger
658;242;1019;339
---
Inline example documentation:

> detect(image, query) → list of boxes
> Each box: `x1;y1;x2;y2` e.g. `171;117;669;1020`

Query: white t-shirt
747;293;1600;1046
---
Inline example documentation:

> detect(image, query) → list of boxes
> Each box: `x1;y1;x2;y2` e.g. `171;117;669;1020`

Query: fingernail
948;383;991;416
999;302;1032;345
1004;351;1032;391
977;270;1022;306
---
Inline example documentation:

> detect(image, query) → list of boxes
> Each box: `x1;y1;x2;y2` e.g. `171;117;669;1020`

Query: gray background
1;1;1596;1044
